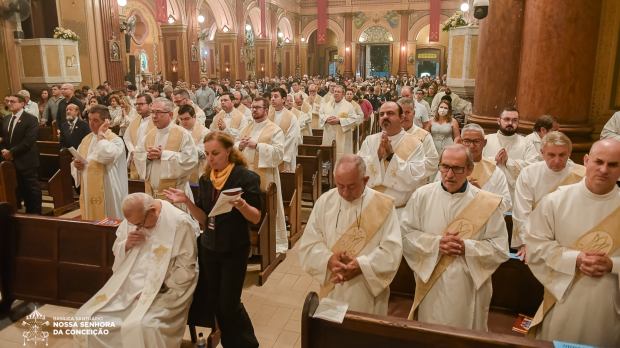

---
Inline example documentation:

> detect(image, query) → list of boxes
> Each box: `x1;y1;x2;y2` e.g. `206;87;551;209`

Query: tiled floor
0;244;319;348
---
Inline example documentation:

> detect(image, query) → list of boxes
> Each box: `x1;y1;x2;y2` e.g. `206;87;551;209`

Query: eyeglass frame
438;164;466;174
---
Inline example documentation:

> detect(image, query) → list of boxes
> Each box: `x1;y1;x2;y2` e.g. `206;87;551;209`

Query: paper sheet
312;298;349;324
208;188;243;217
68;146;88;164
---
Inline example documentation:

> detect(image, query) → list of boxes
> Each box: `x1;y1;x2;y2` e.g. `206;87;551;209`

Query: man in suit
0;94;42;214
56;83;84;126
59;103;90;149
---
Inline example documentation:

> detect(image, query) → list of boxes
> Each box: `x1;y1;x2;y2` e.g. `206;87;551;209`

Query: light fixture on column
460;2;470;12
284;37;290;43
278;31;284;38
171;58;178;72
167;15;175;24
401;45;406;52
245;24;252;31
345;46;350;52
301;37;305;42
197;15;205;23
222;25;230;33
117;0;127;6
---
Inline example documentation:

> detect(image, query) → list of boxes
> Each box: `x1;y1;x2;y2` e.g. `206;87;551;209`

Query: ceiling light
197;15;205;23
167;15;175;24
117;0;127;6
460;2;470;12
301;37;305;42
278;32;284;38
222;25;230;33
245;24;252;31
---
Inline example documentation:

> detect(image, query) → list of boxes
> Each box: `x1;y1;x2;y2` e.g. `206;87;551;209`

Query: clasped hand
326;115;340;125
439;231;465;256
125;228;146;251
238;137;257;151
377;132;393;160
328;251;362;284
147;145;162;160
577;251;612;277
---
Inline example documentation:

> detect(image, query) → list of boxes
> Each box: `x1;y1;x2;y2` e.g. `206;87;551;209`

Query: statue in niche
140;51;148;72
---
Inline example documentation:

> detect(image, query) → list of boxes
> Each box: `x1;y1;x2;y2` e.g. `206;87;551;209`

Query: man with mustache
482;106;538;199
357;102;427;215
525;139;620;347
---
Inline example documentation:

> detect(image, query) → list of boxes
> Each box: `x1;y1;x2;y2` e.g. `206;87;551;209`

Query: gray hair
397;97;414;109
440;144;475;169
335;154;366;180
152;97;175;113
461;123;485;137
122;192;156;216
541;131;572;152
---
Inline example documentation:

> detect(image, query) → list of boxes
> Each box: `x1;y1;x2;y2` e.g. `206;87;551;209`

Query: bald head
334;155;368;202
584;139;620;195
121;193;161;229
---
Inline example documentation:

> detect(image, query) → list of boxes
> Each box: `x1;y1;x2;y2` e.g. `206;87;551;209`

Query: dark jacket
0;111;39;171
59;118;91;149
56;96;84;125
195;164;262;253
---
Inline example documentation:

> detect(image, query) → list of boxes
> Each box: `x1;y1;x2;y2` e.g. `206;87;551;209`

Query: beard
499;126;517;136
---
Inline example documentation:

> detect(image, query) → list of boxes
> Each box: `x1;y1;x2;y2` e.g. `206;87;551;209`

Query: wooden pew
301;292;551;348
0;203;221;347
37;140;61;183
280;165;303;248
298;140;336;190
303;135;323;145
37;125;59;141
47;148;78;216
128;179;283;285
296;150;322;205
312;129;323;137
0;161;18;210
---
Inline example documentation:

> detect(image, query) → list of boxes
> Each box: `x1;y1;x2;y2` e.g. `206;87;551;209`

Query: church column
235;0;246;80
161;24;189;84
255;38;272;78
516;0;601;152
300;41;308;76
281;43;295;77
215;32;239;80
343;13;353;79
185;0;200;85
98;0;125;89
397;11;409;77
469;0;524;128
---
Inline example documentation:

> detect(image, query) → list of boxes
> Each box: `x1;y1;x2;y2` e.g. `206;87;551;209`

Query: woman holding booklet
164;131;261;348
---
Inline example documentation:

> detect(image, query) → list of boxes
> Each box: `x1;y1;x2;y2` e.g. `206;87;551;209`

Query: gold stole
144;126;184;199
78;130;118;221
213;109;243;130
529;205;620;333
408;190;502;319
300;101;312;114
127;116;154;179
468;158;496;188
374;133;421;197
409;126;429;143
237;104;248;116
319;191;394;298
268;107;293;135
189;124;208;184
309;95;321;128
240;121;280;191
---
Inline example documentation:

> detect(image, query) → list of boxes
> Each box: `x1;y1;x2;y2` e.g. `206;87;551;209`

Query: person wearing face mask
59;103;90;149
430;99;461;155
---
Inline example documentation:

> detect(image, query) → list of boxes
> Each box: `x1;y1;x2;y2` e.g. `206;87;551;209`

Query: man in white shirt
525;115;560;158
17;89;39;121
210;92;248;140
601;110;620;141
319;85;361;161
173;89;206;126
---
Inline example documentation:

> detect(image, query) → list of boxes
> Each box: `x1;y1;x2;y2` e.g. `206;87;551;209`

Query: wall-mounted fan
0;0;32;38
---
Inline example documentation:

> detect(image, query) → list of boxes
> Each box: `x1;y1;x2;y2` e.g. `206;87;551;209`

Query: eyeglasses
438;164;466;174
251;106;265;110
461;139;484;146
152;110;170;114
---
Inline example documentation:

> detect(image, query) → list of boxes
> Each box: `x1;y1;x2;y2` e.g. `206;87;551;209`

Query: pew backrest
0;162;18;210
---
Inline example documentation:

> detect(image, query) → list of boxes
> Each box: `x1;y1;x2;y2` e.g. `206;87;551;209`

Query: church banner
155;0;167;23
429;0;440;42
317;0;328;44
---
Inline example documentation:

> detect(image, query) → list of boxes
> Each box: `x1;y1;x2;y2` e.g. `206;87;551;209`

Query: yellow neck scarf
210;163;235;190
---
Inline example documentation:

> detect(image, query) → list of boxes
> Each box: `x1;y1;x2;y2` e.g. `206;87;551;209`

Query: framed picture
191;44;199;62
109;40;121;61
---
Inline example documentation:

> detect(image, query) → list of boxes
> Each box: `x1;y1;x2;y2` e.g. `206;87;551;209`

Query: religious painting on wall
191;45;199;62
109;40;121;62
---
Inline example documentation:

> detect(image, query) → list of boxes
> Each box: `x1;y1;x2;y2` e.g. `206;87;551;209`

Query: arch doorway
357;26;393;78
307;29;339;76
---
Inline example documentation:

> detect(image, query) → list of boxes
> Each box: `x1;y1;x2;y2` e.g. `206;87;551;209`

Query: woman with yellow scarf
164;131;261;348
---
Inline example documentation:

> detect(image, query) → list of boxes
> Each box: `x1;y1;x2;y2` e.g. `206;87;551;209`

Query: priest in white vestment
172;89;206;126
514;131;585;258
397;97;439;181
524;115;559;160
74;193;199;348
298;155;402;315
71;105;128;220
123;94;155;179
210;92;248;140
319;85;362;161
482;107;539;198
233;91;253;122
238;96;289;253
357;101;427;212
306;83;323;129
268;88;300;172
177;104;210;185
458;123;512;213
401;144;509;331
601;110;620;141
292;94;313;137
525;139;620;347
134;98;198;211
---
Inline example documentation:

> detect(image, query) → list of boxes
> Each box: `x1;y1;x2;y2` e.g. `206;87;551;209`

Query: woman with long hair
38;89;49;117
429;99;461;154
164;131;260;348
